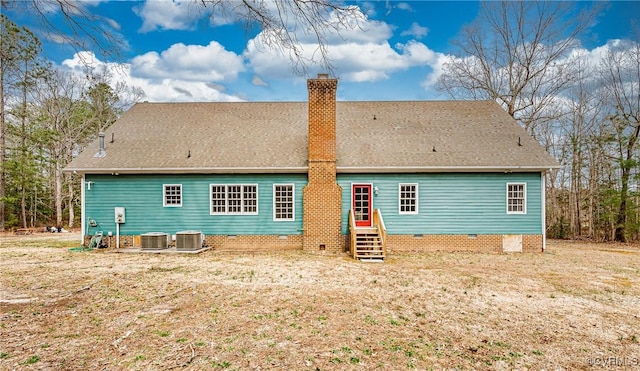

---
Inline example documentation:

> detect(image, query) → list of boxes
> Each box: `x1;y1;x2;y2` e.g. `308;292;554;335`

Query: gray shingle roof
65;100;559;174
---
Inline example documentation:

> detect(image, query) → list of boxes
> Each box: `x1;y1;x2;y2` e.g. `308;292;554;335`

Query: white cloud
325;18;393;45
205;82;226;92
132;2;439;89
397;41;439;64
401;22;429;39
103;17;121;32
335;41;444;82
567;39;623;71
426;38;640;101
360;2;377;17
134;0;200;33
395;3;414;12
244;38;296;79
329;42;406;81
252;75;269;87
45;33;76;45
136;78;244;102
420;52;451;90
62;51;103;70
245;6;444;85
61;51;245;102
383;1;413;15
130;41;245;82
84;3;640;103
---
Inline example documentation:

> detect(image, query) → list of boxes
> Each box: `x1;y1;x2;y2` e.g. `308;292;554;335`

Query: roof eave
65;164;560;175
64;167;309;175
336;165;561;173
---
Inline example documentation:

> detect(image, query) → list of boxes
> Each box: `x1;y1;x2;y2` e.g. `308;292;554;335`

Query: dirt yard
1;233;639;370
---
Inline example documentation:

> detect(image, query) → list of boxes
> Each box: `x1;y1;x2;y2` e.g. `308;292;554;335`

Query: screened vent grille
141;232;169;249
176;231;203;251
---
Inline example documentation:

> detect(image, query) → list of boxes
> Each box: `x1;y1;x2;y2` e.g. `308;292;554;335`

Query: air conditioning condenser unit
141;232;169;249
176;230;204;251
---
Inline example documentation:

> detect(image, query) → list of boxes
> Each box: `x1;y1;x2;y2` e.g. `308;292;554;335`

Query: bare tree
437;1;600;140
198;1;362;75
32;69;84;228
435;1;612;241
1;14;43;231
599;38;640;242
558;55;608;239
31;66;143;228
0;15;14;231
3;0;362;76
10;29;46;229
2;0;126;63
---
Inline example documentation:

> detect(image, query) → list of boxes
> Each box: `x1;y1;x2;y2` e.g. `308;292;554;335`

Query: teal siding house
66;75;559;257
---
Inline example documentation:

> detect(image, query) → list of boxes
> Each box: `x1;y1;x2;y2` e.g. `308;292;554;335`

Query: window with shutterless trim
507;183;526;214
399;183;418;214
210;184;258;215
163;184;182;207
273;184;295;221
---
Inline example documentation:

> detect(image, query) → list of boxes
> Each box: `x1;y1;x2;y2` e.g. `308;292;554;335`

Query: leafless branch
3;0;126;62
197;0;362;76
437;1;602;134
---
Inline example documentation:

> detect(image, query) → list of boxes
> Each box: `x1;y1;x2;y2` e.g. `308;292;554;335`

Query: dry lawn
1;233;639;370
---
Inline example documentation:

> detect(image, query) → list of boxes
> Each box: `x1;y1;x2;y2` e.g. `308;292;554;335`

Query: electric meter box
114;207;125;224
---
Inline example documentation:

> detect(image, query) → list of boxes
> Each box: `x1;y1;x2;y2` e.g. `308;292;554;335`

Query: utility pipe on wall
114;207;125;249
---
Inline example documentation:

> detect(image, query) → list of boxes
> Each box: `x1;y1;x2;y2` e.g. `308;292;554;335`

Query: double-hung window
273;184;294;221
210;184;258;215
399;183;418;214
243;185;258;214
163;184;182;207
507;183;526;214
210;185;226;213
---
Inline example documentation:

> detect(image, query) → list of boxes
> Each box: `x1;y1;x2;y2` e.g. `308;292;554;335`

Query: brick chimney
303;74;344;253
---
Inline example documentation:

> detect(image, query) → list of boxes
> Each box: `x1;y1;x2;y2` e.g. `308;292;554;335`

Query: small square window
163;184;182;207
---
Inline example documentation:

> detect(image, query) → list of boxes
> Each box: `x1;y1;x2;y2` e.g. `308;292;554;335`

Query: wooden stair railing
349;209;357;259
373;208;387;255
349;209;386;261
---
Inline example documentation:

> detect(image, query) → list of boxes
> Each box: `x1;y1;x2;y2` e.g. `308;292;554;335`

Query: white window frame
209;184;259;215
273;184;295;221
506;183;527;214
399;183;419;214
242;184;258;214
163;184;182;207
210;185;227;214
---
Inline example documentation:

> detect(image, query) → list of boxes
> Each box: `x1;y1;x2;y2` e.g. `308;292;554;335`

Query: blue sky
6;1;640;102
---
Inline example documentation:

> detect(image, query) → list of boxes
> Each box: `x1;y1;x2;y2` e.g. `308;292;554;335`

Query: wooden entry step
354;229;384;261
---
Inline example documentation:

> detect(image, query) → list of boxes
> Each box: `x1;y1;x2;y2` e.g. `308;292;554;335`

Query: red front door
352;184;372;227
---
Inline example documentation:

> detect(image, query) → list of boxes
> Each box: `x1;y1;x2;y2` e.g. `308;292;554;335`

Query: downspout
81;173;86;245
542;171;547;252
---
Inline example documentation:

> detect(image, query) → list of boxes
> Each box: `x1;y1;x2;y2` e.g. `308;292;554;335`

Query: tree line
1;1;639;243
0;14;142;231
0;0;361;233
437;2;640;242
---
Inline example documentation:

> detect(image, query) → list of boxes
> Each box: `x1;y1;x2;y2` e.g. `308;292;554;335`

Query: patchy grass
1;234;639;369
0;232;80;249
